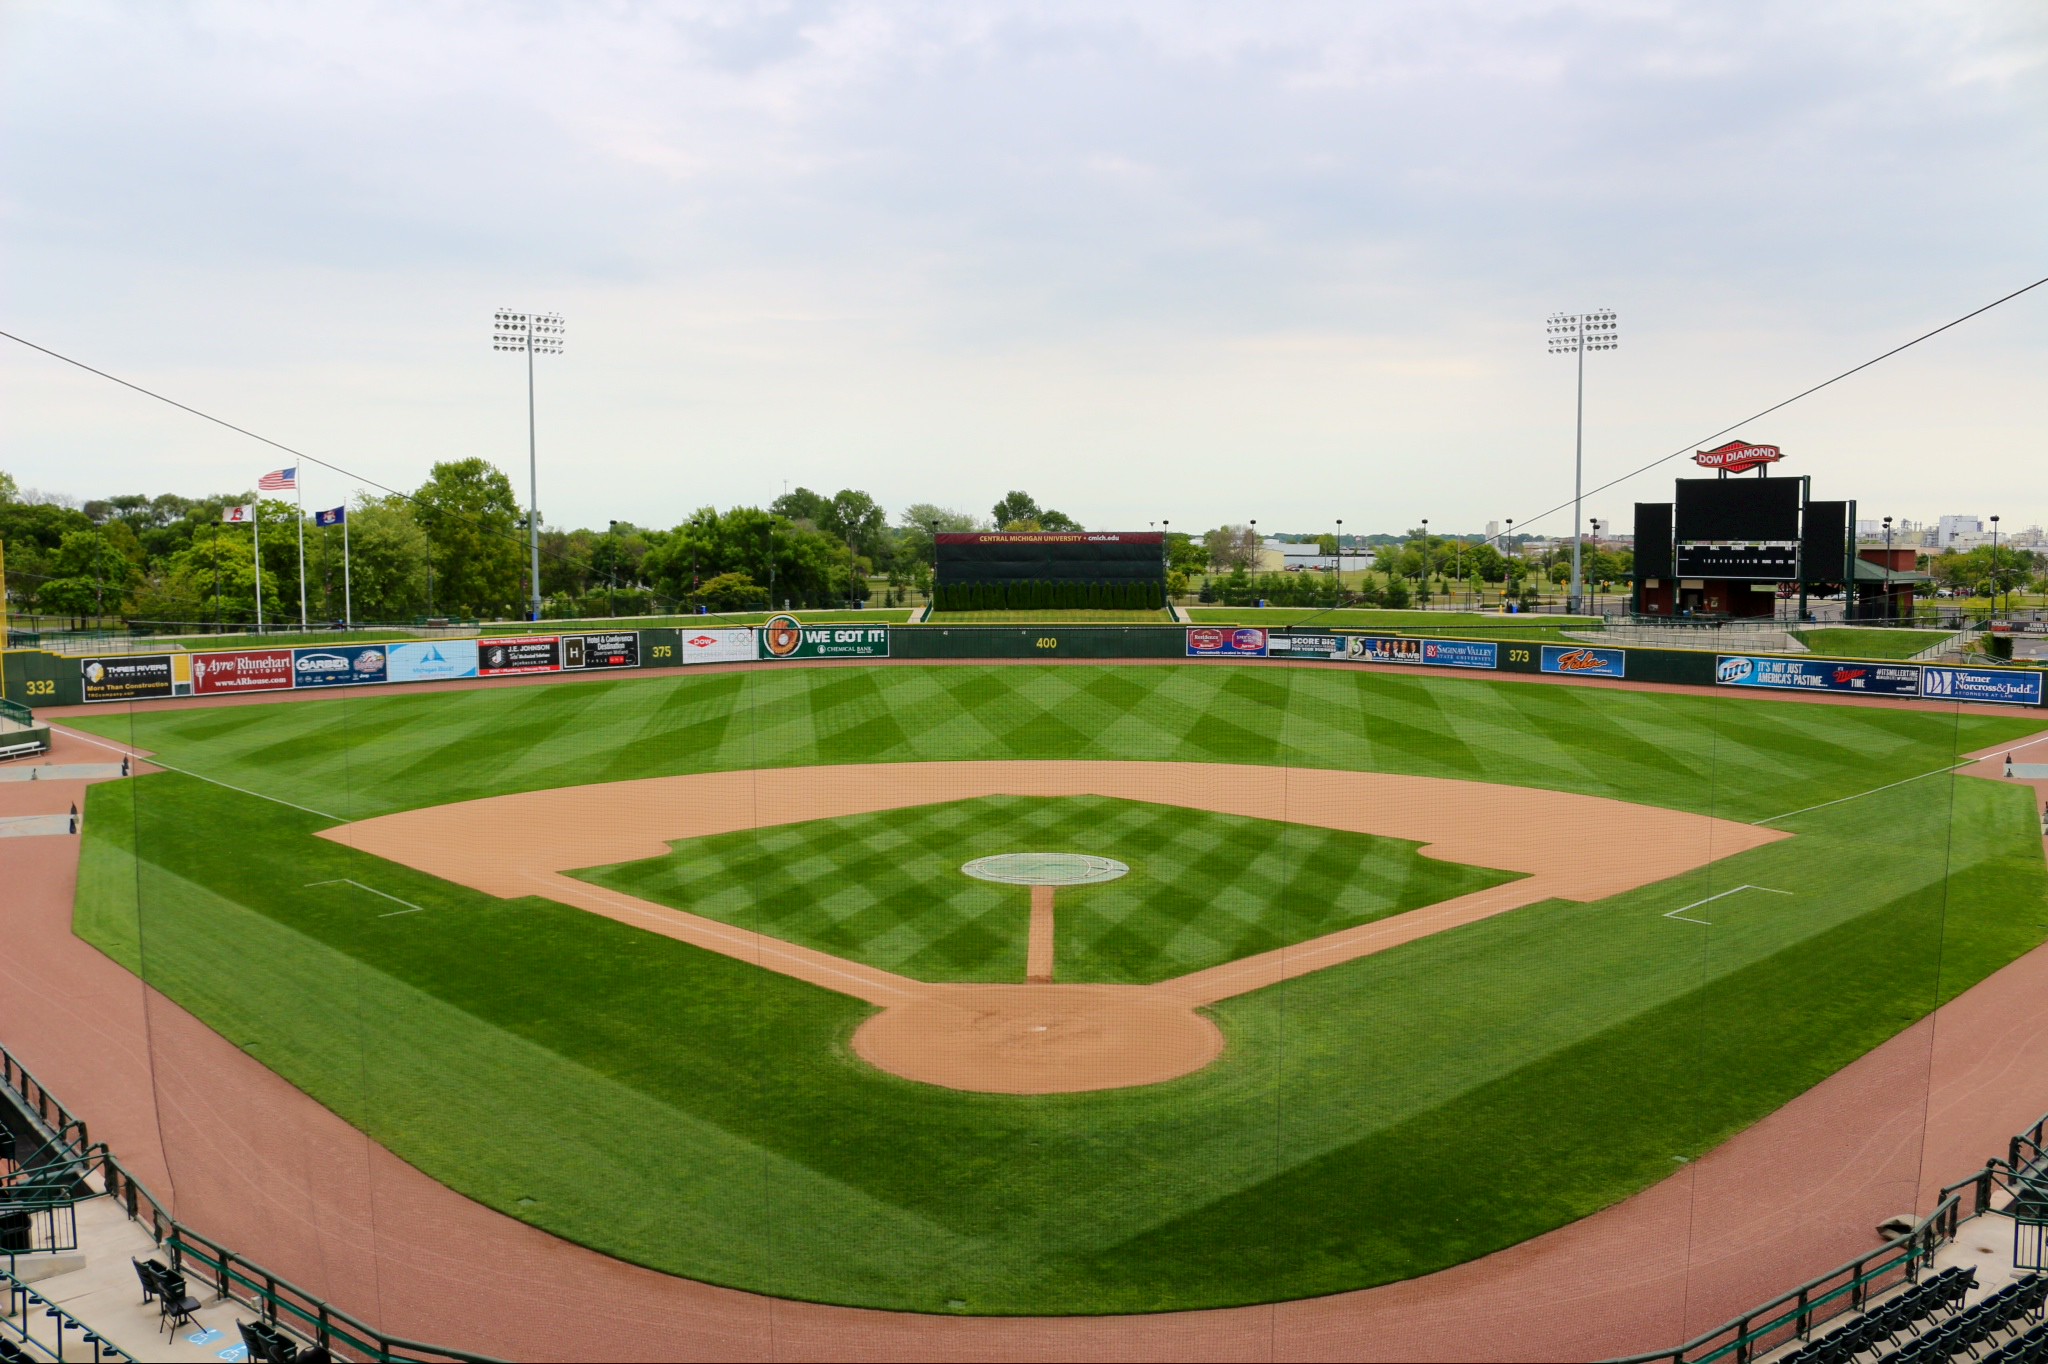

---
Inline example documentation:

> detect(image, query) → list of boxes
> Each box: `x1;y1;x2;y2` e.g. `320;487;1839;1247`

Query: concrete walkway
0;814;77;838
0;763;130;783
6;1196;269;1363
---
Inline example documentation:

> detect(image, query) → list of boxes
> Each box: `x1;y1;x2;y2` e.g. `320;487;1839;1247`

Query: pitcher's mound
851;984;1224;1094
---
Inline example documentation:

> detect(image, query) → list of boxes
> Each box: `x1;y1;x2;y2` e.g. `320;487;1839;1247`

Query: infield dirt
322;760;1785;1093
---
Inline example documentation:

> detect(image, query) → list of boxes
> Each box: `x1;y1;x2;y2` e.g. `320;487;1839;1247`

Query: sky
3;0;2045;538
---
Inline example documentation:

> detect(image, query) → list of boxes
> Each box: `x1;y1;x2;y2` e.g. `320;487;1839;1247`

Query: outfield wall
6;623;2042;711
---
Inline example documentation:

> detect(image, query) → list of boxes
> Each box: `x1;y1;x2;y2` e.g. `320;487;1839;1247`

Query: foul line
1752;762;1973;827
1664;885;1793;926
50;725;344;823
305;879;427;917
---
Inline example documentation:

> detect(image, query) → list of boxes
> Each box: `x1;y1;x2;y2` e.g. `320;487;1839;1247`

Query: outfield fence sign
1347;637;1499;670
191;648;295;695
564;632;639;670
1187;627;1268;657
680;629;760;664
1541;645;1627;679
291;645;389;689
80;654;175;703
1922;667;2045;706
387;640;480;683
1716;656;1922;697
1268;632;1345;659
760;616;891;660
479;636;562;675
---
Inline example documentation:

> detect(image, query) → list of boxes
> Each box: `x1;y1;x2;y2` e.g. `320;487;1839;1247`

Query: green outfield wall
6;622;2041;712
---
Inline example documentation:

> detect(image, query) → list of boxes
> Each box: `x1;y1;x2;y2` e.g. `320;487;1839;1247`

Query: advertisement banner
191;648;295;695
81;654;174;703
1715;656;1922;697
291;645;390;689
759;616;892;660
479;636;563;675
1541;645;1627;679
564;632;639;670
679;629;759;664
1921;667;2045;707
1346;637;1500;670
1268;632;1345;659
387;640;480;683
1186;627;1269;658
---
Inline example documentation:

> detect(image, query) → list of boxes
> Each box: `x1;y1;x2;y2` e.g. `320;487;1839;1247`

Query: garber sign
1694;440;1783;474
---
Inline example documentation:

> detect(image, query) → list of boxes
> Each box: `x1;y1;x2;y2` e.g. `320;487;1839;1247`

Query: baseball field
64;661;2048;1314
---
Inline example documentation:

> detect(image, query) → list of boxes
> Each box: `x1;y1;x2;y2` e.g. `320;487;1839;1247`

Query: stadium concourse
4;659;2048;1361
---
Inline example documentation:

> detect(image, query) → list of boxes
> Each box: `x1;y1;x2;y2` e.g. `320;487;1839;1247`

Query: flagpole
342;506;353;629
252;496;264;634
295;474;308;629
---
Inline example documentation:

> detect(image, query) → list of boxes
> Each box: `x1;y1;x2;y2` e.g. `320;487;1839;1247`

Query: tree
39;529;141;623
991;490;1041;527
692;571;771;612
415;459;523;618
0;470;16;503
302;495;431;622
1202;525;1260;572
1165;532;1207;578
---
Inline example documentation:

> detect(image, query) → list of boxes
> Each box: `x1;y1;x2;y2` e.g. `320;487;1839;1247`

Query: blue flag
315;505;346;527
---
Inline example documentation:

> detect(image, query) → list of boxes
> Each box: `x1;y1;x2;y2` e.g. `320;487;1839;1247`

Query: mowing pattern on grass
572;795;1520;985
1794;627;1959;659
67;664;2048;1314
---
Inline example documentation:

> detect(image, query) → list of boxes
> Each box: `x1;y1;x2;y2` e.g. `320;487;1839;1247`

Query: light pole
1335;519;1343;579
1588;518;1604;614
1882;517;1894;621
1991;515;2002;615
1547;309;1619;614
598;516;614;614
492;309;565;622
1419;518;1429;607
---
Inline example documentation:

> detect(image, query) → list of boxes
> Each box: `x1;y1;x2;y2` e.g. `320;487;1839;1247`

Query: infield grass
68;663;2048;1312
573;795;1519;985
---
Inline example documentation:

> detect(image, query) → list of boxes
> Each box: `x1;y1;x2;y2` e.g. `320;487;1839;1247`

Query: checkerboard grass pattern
572;795;1521;985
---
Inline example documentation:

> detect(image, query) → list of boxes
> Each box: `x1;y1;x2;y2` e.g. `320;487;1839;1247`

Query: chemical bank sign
759;615;891;660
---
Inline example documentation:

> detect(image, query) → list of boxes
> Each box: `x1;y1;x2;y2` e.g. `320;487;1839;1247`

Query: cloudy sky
3;1;2044;536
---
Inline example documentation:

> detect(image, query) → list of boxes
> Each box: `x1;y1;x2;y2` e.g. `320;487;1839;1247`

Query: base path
324;760;1784;1093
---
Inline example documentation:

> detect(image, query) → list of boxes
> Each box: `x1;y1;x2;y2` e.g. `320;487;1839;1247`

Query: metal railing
1611;1109;2048;1364
2;1269;133;1362
0;1042;497;1363
92;1153;499;1364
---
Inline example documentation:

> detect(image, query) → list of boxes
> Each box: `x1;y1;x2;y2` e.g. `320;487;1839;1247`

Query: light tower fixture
1546;308;1619;615
492;309;566;622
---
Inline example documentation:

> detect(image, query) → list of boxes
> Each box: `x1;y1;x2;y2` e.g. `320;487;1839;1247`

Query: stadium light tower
1547;309;1619;614
493;309;565;622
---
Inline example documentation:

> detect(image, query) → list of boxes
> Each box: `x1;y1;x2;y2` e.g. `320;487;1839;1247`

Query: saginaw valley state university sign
1694;440;1784;474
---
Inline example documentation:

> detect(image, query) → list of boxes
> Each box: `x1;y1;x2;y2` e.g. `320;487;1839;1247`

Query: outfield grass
1186;606;1600;634
1794;627;1958;660
922;609;1177;624
574;795;1518;985
68;665;2048;1312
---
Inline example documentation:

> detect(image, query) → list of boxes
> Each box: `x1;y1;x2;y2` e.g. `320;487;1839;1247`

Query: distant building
1484;520;1500;538
1937;514;1983;548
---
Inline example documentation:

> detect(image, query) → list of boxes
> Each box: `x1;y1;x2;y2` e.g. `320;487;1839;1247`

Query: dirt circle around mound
850;983;1226;1093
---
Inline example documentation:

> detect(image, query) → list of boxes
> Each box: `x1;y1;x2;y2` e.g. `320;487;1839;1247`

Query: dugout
934;532;1166;611
1632;445;1856;620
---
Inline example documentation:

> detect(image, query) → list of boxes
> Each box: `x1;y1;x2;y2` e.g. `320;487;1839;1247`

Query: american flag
258;467;296;490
